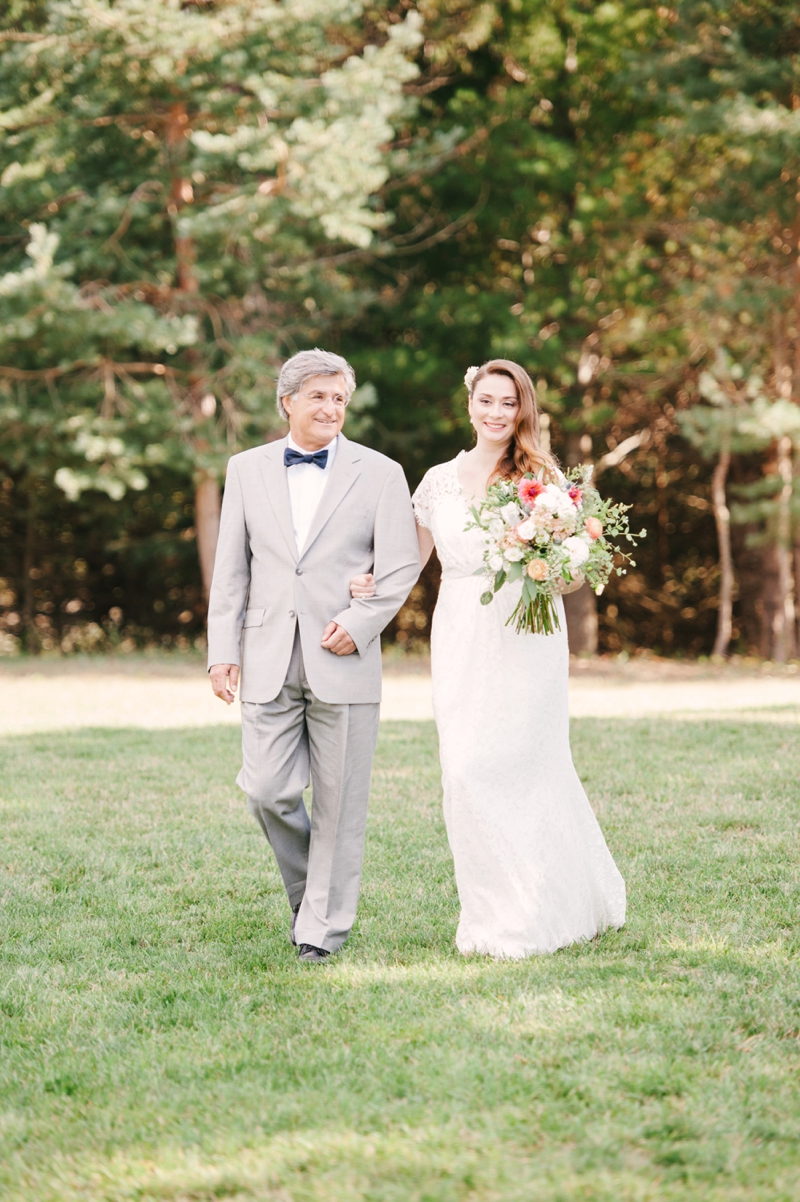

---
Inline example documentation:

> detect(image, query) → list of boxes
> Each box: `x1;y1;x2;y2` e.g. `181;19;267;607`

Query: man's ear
281;395;292;416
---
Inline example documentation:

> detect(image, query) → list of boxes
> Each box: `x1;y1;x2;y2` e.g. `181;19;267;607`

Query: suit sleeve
206;457;251;669
330;461;421;656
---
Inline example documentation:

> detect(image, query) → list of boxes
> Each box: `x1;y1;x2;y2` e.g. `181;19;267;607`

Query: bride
352;358;625;958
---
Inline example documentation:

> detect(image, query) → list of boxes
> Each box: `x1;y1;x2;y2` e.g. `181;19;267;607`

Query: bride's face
469;373;520;448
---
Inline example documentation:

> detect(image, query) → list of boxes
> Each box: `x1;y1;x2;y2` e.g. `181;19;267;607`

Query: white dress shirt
285;433;338;553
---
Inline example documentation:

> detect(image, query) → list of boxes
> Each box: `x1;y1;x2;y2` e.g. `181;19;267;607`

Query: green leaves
0;1;422;517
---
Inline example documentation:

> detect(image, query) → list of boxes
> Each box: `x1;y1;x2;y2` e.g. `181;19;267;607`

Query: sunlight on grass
1;718;799;1200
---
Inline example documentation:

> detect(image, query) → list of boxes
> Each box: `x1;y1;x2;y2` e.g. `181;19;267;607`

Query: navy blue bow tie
284;447;328;469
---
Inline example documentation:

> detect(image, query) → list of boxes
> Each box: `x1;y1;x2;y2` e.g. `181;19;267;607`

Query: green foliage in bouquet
469;466;644;636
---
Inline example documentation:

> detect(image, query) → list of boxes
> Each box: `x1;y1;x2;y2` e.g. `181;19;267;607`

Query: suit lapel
259;437;298;563
300;434;361;560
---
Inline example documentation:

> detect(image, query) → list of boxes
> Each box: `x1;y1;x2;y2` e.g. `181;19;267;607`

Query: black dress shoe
290;903;301;947
298;943;330;963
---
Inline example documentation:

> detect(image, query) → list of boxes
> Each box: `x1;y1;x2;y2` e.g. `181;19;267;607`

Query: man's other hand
210;663;240;704
321;621;357;656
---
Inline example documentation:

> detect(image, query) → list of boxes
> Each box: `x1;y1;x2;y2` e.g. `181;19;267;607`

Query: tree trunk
564;585;598;655
21;491;39;654
167;103;215;602
773;434;796;663
563;430;598;654
195;473;221;601
711;447;733;658
795;535;800;653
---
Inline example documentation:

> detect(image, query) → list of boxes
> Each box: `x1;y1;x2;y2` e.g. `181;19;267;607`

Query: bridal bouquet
468;467;644;635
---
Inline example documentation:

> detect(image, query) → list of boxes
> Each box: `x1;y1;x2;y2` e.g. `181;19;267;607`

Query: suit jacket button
295;568;303;576
288;610;296;618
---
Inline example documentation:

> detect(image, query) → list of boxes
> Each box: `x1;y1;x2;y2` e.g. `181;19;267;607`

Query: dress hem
456;918;625;960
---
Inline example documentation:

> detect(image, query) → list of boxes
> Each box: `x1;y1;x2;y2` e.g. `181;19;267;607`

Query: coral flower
518;478;545;507
526;558;549;580
585;516;603;540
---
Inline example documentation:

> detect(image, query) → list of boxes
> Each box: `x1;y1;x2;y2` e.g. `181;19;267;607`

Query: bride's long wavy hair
467;359;559;485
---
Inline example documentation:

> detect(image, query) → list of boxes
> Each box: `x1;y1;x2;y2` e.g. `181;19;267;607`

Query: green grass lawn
1;717;799;1201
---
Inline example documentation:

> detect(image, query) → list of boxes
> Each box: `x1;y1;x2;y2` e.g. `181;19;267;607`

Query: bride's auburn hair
467;359;560;484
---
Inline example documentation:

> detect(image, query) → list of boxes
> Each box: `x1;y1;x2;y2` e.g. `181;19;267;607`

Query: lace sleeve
412;460;461;530
412;471;434;530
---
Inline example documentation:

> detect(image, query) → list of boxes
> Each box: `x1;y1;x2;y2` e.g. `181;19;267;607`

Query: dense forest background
2;0;800;660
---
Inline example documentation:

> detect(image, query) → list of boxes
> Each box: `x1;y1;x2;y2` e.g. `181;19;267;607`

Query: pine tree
0;0;421;623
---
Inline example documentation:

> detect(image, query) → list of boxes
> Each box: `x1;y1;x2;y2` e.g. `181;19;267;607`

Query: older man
207;349;420;961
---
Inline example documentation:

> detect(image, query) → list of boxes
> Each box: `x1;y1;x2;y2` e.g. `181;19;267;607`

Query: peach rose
526;558;549;580
585;516;603;540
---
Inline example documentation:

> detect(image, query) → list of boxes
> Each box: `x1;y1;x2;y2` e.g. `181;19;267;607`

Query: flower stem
506;595;561;635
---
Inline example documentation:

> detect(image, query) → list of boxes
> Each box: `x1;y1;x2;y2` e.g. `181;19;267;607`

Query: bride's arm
350;519;434;599
416;519;434;569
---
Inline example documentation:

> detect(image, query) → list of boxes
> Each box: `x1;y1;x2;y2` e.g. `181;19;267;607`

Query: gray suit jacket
207;434;421;704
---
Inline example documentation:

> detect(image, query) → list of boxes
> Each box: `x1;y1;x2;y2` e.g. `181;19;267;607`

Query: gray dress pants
237;628;380;953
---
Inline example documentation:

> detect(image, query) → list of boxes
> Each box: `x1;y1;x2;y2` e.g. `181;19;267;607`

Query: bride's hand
556;573;583;596
350;572;376;599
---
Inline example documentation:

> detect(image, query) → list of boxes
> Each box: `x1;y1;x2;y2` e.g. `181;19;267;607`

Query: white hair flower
464;365;480;393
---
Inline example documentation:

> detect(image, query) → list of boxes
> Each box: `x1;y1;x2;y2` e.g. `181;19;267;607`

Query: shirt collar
287;432;338;458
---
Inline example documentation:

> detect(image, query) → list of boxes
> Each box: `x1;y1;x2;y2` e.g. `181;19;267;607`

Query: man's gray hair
275;349;357;420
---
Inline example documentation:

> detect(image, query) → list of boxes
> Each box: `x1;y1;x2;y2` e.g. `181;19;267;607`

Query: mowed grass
1;717;799;1201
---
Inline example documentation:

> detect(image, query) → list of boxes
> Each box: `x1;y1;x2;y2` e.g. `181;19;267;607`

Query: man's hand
321;621;357;656
210;663;240;704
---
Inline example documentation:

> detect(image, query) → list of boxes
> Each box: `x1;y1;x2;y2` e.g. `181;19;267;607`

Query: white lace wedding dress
412;453;626;958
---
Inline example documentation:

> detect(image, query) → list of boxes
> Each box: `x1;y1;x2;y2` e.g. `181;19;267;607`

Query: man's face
282;373;348;450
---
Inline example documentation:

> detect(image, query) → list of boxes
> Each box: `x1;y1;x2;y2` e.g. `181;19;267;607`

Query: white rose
488;553;504;571
516;517;536;541
489;518;506;540
534;491;558;512
500;502;523;525
563;535;590;567
504;545;525;563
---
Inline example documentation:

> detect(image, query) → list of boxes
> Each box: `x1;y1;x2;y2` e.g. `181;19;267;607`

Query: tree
338;0;668;650
641;1;800;657
0;0;421;623
679;355;763;658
